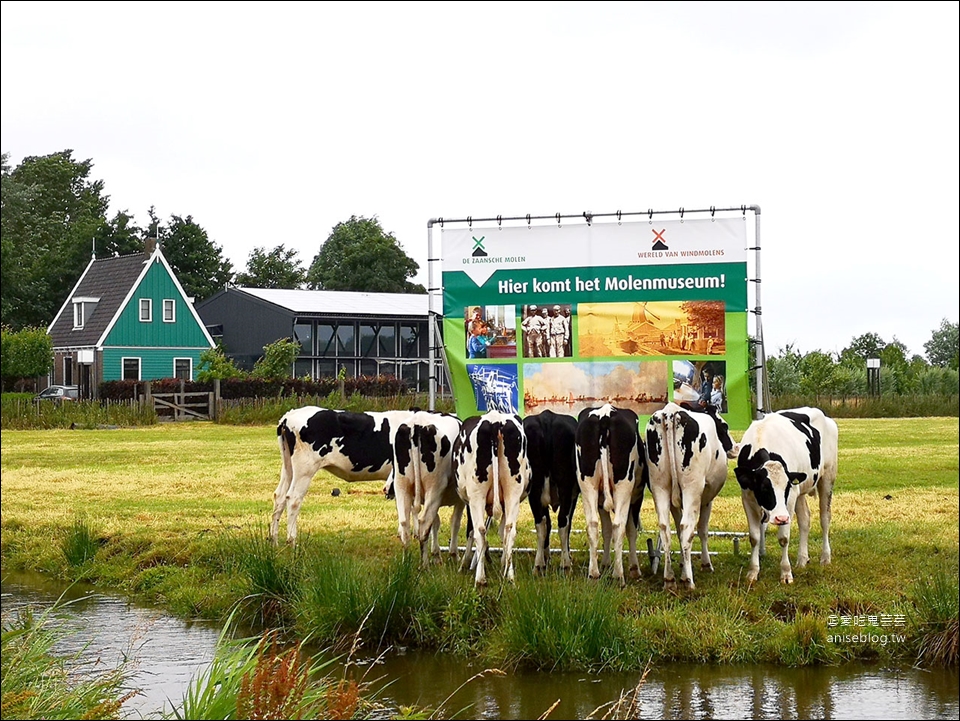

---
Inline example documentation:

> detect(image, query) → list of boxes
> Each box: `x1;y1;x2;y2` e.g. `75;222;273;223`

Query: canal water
2;571;957;720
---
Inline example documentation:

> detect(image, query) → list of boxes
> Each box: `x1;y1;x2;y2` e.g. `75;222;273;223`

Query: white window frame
139;298;153;322
73;302;85;329
163;298;176;323
174;357;193;380
122;357;141;381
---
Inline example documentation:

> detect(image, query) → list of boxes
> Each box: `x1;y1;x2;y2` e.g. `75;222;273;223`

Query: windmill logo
472;236;487;257
651;228;668;250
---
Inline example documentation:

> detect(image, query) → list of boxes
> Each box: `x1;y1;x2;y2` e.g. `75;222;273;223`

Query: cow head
735;445;807;525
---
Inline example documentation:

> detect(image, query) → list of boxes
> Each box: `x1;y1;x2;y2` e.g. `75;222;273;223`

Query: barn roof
233;287;430;316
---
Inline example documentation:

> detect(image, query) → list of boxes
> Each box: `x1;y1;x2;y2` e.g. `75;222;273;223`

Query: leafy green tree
765;344;802;396
306;215;425;293
235;245;306;289
151;209;234;301
1;150;111;330
0;325;54;391
799;350;838;397
252;338;301;380
924;318;959;369
195;344;245;382
841;332;886;363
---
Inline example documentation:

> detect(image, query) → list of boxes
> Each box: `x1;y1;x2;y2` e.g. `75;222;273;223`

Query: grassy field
1;416;957;672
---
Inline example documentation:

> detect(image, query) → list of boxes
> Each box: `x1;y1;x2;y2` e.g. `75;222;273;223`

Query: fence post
144;381;152;413
212;378;220;421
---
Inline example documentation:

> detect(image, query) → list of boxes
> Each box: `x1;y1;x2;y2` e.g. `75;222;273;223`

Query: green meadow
1;416;957;673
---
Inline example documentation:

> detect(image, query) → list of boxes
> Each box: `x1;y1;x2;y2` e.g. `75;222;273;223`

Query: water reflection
3;571;957;720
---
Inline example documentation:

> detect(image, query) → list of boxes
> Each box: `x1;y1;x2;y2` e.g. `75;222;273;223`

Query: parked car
33;385;80;403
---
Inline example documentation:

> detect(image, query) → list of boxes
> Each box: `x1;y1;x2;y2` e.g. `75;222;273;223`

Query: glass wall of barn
293;319;432;391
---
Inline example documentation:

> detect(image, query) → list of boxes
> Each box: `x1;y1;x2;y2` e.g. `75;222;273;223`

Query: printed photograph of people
520;303;572;358
464;305;517;359
578;301;725;357
673;360;728;414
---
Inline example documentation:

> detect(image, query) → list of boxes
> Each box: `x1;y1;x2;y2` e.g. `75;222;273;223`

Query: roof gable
48;252;152;347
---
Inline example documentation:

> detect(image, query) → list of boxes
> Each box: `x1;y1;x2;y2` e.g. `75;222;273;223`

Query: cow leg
818;485;833;565
742;494;764;583
459;507;475;574
471;504;489;588
270;471;292;545
500;486;524;583
417;489;445;567
580;485;602;579
530;496;551;574
795;494;811;569
283;467;317;546
626;497;643;580
678;488;701;589
651;482;676;588
599;508;615;571
447;501;464;562
394;479;414;549
698;498;715;572
557;491;578;571
777;522;794;584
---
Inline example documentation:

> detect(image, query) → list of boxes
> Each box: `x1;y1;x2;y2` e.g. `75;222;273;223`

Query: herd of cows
271;403;838;588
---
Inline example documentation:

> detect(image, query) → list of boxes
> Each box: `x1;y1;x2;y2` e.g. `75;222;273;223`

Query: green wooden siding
104;258;211;348
101;347;207;382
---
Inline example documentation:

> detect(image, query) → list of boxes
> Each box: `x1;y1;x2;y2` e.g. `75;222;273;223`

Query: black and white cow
575;404;647;587
734;407;838;584
454;411;531;586
522;410;581;573
391;410;464;566
272;406;415;544
645;402;739;590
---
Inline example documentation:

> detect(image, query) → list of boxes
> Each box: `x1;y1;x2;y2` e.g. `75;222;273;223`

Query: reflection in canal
2;571;957;720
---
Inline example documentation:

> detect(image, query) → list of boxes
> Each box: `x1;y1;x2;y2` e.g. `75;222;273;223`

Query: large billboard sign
440;216;751;430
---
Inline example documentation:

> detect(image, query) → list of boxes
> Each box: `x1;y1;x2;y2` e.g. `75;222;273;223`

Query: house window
122;357;141;381
139;299;152;322
73;302;85;329
317;323;355;357
64;356;73;386
163;299;176;323
174;358;192;380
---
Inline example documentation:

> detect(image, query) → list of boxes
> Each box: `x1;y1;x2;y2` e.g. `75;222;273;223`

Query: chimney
145;237;157;254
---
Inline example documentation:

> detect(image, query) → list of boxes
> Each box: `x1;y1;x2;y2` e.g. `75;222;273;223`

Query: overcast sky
3;1;957;359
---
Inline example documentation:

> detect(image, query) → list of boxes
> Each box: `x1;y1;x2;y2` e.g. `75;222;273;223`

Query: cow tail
667;410;682;510
601;427;614;514
278;420;295;493
412;426;424;518
492;427;503;522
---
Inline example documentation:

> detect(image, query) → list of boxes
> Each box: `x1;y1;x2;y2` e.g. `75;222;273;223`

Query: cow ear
734;466;753;490
788;471;807;486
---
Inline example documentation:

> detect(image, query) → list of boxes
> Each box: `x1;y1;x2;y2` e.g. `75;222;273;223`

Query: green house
46;241;215;398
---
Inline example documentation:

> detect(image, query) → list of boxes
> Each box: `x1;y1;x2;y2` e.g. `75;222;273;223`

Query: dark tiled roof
49;253;151;348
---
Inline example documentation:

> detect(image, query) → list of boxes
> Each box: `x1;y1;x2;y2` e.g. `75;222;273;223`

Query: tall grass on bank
60;518;100;567
1;599;135;720
1;395;156;430
910;565;960;667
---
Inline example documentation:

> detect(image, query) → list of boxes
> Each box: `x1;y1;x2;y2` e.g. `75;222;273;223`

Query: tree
842;333;886;362
1;150;111;330
152;209;234;301
799;350;838;397
306;215;425;293
924;318;959;370
195;344;245;382
235;245;306;289
0;325;53;391
252;338;301;380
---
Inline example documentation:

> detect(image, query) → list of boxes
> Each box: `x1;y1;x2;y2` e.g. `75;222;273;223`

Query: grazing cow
734;407;838;584
575;404;647;587
522;410;580;573
391;410;464;566
454;411;531;586
645;403;739;590
272;406;415;544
